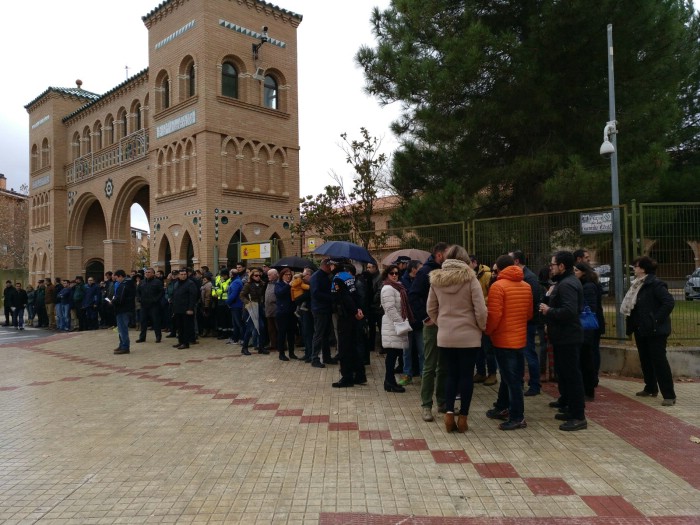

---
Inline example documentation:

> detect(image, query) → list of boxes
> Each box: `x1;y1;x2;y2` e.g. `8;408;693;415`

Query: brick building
0;174;29;271
25;0;302;282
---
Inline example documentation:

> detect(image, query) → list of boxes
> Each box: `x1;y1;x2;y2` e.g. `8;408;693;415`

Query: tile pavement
0;327;698;524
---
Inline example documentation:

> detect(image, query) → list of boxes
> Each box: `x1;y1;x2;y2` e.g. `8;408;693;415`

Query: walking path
1;327;698;524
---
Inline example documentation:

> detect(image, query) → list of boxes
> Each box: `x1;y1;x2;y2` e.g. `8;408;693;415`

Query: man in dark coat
171;268;199;349
4;280;17;326
111;270;135;355
136;267;164;343
309;259;336;368
540;250;586;431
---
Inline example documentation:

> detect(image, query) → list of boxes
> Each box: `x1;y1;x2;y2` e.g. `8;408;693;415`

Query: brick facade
25;0;301;283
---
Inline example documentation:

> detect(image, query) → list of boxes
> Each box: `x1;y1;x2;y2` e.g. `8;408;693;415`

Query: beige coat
427;259;487;348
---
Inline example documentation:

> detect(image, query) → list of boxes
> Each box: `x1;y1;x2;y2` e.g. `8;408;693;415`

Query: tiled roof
142;0;302;23
24;86;100;111
62;68;149;122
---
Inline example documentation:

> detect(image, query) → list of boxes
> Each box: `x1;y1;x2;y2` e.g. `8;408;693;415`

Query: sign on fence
580;211;613;234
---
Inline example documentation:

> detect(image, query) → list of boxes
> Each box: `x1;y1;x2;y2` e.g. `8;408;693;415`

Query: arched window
41;138;50;167
104;114;114;146
117;108;128;139
162;75;170;109
93;121;102;151
188;64;196;97
31;144;38;172
264;75;277;109
72;132;81;160
82;127;91;155
222;62;238;98
134;103;142;130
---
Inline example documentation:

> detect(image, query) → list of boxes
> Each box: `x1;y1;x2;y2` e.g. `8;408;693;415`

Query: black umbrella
313;241;374;263
272;256;317;271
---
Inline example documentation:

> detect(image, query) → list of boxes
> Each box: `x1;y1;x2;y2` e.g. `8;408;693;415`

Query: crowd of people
3;244;677;432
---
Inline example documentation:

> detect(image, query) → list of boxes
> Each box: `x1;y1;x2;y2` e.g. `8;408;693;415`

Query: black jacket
522;265;543;325
112;278;135;315
171;278;199;314
137;277;164;307
581;280;606;336
543;270;583;345
626;274;674;337
409;256;441;323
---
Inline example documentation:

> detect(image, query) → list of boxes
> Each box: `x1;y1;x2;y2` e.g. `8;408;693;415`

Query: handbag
580;305;599;331
394;319;413;336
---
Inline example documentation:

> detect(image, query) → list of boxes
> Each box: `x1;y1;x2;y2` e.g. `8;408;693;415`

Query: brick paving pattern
0;327;698;524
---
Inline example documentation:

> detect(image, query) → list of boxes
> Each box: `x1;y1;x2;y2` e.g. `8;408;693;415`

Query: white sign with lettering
580;211;613;234
156;110;196;139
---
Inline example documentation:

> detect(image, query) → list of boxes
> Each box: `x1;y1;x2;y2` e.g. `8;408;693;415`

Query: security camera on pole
599;24;625;339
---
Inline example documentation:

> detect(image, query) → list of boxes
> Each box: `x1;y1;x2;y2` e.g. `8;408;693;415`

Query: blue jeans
12;307;25;328
494;347;525;422
403;327;425;377
441;346;479;415
519;324;541;393
57;303;71;331
230;307;244;341
475;334;498;376
116;312;131;350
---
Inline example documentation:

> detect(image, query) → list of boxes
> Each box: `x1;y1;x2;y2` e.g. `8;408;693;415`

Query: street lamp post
603;24;626;339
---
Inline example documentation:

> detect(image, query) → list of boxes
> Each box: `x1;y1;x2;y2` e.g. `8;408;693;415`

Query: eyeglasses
252;274;261;278
549;263;559;267
388;272;399;276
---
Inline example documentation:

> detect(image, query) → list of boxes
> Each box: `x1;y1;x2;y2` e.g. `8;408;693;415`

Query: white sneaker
421;407;434;422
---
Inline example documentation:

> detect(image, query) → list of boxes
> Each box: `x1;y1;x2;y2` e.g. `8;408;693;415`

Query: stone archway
68;194;107;277
178;230;195;269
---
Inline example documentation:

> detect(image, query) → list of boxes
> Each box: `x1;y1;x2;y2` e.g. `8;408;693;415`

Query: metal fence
315;202;699;344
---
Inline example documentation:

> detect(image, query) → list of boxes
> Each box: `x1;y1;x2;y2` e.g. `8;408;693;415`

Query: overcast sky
0;0;398;228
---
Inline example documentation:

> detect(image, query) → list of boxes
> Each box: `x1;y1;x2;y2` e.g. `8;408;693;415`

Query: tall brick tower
25;0;302;281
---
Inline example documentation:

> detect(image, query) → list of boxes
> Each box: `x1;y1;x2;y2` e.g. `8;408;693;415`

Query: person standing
510;250;544;396
310;259;336;368
199;272;215;337
171;268;199;349
485;255;533;430
539;250;587;431
470;255;498;386
240;268;266;355
82;277;101;330
225;271;245;345
275;268;297;361
44;278;56;329
212;269;232;340
398;260;424;385
574;262;605;400
56;279;72;331
35;280;48;328
329;259;366;388
264;269;278;354
11;282;28;330
410;242;449;422
26;284;36;327
621;256;676;406
111;270;135;355
72;277;87;331
4;280;17;326
427;245;487;433
380;264;413;393
136;268;164;343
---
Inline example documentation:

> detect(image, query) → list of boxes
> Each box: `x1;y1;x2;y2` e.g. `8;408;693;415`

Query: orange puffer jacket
485;265;533;349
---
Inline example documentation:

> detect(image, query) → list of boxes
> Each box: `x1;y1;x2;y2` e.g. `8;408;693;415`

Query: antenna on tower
125;65;129;80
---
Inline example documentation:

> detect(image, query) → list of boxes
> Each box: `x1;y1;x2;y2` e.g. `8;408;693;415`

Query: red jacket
485;265;533;349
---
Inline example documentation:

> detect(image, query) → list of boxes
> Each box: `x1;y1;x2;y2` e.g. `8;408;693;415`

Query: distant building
25;0;302;280
0;174;29;271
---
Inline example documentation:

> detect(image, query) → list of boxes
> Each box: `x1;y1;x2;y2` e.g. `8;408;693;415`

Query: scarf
383;279;415;323
620;274;647;316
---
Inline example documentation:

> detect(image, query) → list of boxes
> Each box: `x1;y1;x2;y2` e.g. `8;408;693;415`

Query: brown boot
444;412;457;433
473;373;487;383
483;373;498;386
457;414;468;433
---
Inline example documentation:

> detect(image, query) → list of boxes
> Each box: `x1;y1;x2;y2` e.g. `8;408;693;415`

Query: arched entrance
179;231;195;269
226;230;244;267
85;259;105;282
80;200;107;277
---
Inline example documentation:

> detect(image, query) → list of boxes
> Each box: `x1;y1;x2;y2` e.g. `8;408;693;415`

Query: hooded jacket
380;283;410;350
426;259;487;348
485;265;533;349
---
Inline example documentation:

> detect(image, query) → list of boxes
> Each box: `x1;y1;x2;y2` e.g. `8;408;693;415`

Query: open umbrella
272;256;317;271
314;241;374;263
381;248;431;266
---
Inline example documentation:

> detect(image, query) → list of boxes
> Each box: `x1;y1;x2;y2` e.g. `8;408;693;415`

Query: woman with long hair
573;262;605;400
427;245;487;433
380;264;414;393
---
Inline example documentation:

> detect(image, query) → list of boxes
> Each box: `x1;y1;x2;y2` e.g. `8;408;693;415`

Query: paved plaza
1;326;699;524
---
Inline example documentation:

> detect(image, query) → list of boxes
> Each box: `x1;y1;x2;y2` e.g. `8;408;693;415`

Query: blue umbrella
313;241;374;263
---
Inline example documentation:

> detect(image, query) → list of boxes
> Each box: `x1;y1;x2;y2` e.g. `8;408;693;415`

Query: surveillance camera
600;140;615;158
